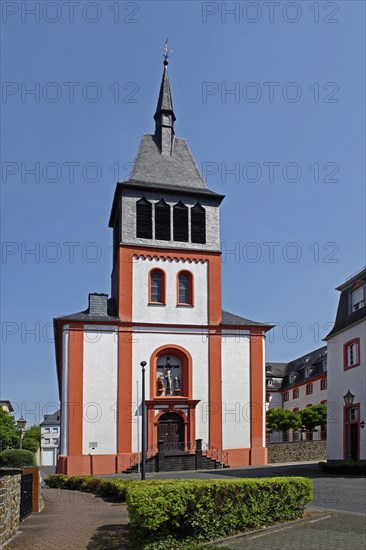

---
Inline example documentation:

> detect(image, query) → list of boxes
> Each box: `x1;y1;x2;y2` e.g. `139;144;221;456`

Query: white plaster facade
282;377;327;413
82;326;118;455
327;320;366;460
221;333;251;449
132;256;208;325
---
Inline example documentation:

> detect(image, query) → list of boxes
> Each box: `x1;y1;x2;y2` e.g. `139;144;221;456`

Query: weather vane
161;38;173;64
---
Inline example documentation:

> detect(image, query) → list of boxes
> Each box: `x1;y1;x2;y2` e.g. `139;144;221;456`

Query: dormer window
350;284;364;312
304;367;311;379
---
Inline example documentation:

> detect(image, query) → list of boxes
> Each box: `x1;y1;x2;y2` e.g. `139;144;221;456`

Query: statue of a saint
156;374;165;395
174;375;180;394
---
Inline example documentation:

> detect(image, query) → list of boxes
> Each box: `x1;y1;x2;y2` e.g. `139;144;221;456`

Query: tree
300;404;327;433
266;408;301;432
22;425;41;453
0;409;19;450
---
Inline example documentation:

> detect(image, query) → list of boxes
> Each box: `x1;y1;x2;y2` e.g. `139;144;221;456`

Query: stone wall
267;440;327;463
0;469;21;548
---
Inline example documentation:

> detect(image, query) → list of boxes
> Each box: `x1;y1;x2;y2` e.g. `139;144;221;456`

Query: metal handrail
129;446;158;468
201;441;228;467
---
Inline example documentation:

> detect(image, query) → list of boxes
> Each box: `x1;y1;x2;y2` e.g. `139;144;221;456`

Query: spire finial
161;38;173;67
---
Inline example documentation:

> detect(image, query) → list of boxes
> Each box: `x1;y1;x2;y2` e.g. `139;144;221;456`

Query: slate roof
265;362;288;378
130;135;209;190
274;346;327;390
325;267;366;339
41;410;60;426
55;302;270;329
267;345;327;391
154;65;175;118
221;310;271;328
54;297;119;322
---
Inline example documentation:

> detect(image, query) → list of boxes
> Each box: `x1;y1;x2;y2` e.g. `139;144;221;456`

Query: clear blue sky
1;1;365;423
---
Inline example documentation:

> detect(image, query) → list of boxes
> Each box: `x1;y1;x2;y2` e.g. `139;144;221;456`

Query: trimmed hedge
127;477;313;548
45;474;130;501
45;475;313;548
0;449;36;467
319;460;366;476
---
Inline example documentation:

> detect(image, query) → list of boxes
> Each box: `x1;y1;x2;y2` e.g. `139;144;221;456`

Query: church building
54;56;272;475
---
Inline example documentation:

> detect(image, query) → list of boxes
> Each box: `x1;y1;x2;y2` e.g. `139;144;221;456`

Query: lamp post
343;390;354;461
140;361;147;480
17;416;27;449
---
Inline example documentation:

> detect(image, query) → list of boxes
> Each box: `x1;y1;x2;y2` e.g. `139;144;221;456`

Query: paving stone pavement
210;511;366;549
5;464;366;550
7;489;130;550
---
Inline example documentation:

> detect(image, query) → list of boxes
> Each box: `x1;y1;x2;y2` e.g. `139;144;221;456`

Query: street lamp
17;416;27;449
343;390;354;460
140;361;147;480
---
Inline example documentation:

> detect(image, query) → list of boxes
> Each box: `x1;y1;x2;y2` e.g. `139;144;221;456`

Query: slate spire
154;52;176;154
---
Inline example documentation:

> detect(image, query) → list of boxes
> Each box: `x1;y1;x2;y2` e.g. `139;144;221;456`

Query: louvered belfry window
173;201;189;242
155;200;171;241
136;197;152;239
191;203;206;244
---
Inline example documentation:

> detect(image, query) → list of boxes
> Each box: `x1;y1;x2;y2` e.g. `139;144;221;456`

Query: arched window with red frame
177;271;193;306
149;269;165;305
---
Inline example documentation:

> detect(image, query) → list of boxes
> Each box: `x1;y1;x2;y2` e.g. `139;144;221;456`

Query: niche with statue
156;354;183;397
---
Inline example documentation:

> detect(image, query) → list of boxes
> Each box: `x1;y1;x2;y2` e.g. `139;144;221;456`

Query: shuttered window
136;197;152;239
191;203;206;244
173;201;189;242
155;200;171;241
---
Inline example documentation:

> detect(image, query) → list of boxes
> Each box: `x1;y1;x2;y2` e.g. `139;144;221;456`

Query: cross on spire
161;38;173;66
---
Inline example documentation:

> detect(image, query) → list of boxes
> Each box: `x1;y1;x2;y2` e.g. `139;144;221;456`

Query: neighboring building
53;57;273;476
40;410;60;466
265;363;287;410
266;346;328;441
0;400;14;414
325;268;366;461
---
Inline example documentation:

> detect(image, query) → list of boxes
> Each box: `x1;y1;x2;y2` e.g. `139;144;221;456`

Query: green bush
44;474;130;501
0;449;36;468
127;477;313;548
319;460;366;476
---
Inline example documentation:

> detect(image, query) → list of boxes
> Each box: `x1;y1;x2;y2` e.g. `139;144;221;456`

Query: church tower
54;54;271;475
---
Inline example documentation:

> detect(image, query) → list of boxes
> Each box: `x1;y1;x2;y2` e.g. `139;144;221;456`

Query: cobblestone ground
211;511;366;549
8;489;130;550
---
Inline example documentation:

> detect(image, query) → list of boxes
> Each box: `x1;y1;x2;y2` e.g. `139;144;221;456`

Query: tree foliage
0;408;19;450
300;404;327;431
22;425;41;452
266;408;301;432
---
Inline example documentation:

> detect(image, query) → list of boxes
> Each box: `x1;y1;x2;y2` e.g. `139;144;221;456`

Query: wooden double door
157;413;184;446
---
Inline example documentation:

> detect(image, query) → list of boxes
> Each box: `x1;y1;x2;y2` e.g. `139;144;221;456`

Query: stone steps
123;452;226;474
